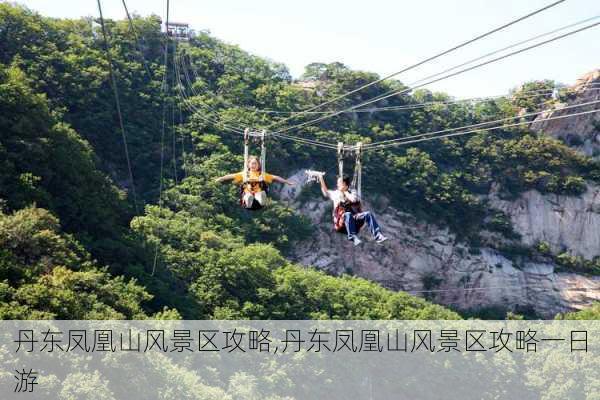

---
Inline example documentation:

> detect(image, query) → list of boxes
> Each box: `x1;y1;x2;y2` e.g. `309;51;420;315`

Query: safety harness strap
353;142;363;198
259;129;266;181
243;128;250;183
337;142;344;179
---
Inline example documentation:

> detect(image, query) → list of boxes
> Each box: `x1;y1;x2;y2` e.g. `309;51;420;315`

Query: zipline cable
152;0;171;276
121;0;153;79
267;92;600;151
237;84;600;115
265;0;568;130
271;20;600;137
174;49;245;132
172;42;178;185
369;106;600;150
267;97;600;151
361;98;600;150
378;14;600;105
256;16;598;116
252;85;600;116
354;85;600;113
96;0;139;214
174;50;246;134
177;50;249;132
345;16;600;114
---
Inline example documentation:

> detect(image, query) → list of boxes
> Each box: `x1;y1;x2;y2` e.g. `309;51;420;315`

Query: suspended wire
182;51;276;129
174;49;245;132
266;89;600;151
268;101;600;152
386;14;600;102
152;0;171;277
177;50;249;132
121;0;153;79
270;131;340;150
174;50;232;127
174;50;246;134
178;103;188;181
265;0;567;130
252;84;600;115
270;20;600;137
96;0;139;214
345;16;600;114
367;106;600;151
173;15;600;153
361;98;600;150
356;86;600;113
172;47;178;185
176;43;600;151
173;52;200;116
253;17;598;117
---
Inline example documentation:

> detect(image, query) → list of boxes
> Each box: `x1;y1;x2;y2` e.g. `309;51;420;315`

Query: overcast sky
9;0;600;98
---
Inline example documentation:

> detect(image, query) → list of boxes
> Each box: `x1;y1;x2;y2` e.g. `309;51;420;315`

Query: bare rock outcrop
280;171;600;317
489;185;600;259
531;69;600;157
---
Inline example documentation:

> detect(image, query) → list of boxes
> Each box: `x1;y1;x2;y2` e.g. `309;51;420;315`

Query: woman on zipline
215;155;294;209
318;174;387;245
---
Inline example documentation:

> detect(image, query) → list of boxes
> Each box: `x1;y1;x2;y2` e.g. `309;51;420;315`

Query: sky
8;0;600;98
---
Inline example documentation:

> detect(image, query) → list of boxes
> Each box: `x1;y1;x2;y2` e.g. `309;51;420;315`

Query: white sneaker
375;233;388;244
351;236;362;246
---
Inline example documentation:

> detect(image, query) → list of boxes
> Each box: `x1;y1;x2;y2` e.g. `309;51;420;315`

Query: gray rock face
280;171;600;318
531;69;600;158
490;186;600;259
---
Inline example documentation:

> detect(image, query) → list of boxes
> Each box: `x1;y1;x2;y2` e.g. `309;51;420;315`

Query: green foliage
510;79;556;114
485;210;521;239
271;266;459;319
556;302;600;320
0;207;157;319
465;133;593;196
1;3;596;321
131;176;460;319
3;2;595;241
555;253;600;275
534;241;552;256
0;62;131;252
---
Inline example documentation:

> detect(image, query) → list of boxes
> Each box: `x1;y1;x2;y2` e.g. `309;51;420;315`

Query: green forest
0;3;597;320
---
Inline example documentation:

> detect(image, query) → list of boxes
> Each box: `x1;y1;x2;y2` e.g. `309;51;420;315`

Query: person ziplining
317;174;388;246
312;143;388;246
215;129;294;209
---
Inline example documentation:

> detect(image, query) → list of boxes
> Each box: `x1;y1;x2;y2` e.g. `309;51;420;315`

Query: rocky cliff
276;71;600;318
279;173;599;318
489;185;600;259
531;69;600;158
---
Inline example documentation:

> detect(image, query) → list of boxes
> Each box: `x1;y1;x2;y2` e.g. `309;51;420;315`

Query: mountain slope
1;3;597;319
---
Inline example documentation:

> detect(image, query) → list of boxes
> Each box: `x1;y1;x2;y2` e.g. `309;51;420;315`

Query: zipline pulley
336;142;363;197
351;142;363;198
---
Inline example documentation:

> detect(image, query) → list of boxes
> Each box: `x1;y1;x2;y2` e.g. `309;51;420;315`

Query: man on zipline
318;174;387;245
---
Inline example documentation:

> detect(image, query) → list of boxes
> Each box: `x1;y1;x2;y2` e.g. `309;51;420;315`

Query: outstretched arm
319;175;329;198
270;175;295;186
215;173;238;183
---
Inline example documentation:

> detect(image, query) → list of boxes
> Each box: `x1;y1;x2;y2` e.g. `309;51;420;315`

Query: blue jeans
344;211;381;240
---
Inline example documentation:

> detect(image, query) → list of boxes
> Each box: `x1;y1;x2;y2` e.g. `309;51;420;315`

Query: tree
0;207;166;319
